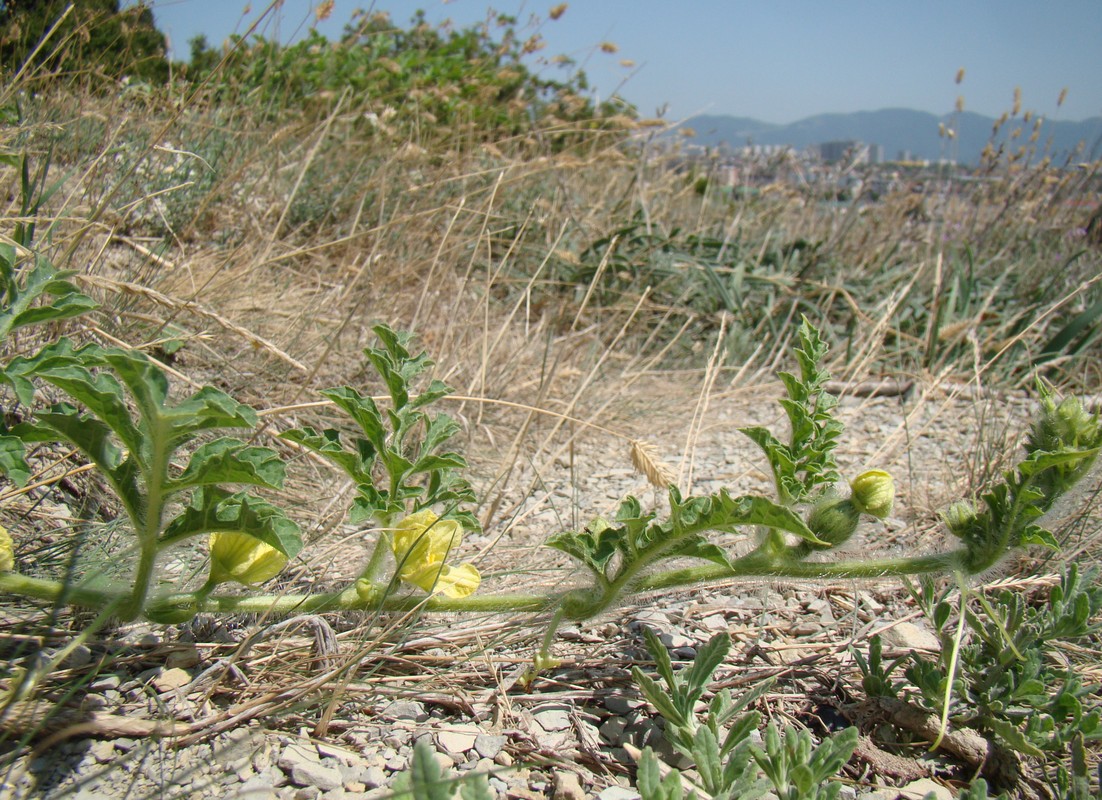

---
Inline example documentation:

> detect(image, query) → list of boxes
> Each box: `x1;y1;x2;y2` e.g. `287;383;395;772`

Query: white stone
436;725;480;755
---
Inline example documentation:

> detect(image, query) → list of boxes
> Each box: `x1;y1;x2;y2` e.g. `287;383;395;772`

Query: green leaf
684;633;730;699
98;347;171;417
641;626;678;694
168;438;286;492
34;366;145;458
1018;524;1059;550
0;434;31;486
984;717;1045;758
692;726;723;795
545;517;620;579
167;386;259;438
632;667;690;728
458;774;493;800
280;426;375;484
24;411;144;519
635;748;666;800
402;737;455;800
160;488;302;557
0;256;96;341
322;386;389;454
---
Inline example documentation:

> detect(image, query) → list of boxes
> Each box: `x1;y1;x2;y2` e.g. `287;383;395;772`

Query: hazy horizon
140;0;1102;125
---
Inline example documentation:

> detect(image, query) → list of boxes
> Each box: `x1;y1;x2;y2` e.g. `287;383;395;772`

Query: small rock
532;703;572;732
790;621;821;636
89;675;121;692
153;667;192;692
235;777;277;800
882;621;941;652
382;700;428;722
698;614;728;632
553;772;585;800
598;786;641;800
599;717;628;744
361;766;386;789
384;754;407;772
473;733;507;760
658;632;694;650
436;724;480;755
857;591;885;615
62;644;94;670
166;645;202;669
289;761;342;793
898;778;953;800
315;742;361;765
278;743;321;772
493;750;513;767
603;696;643;715
89;740;116;764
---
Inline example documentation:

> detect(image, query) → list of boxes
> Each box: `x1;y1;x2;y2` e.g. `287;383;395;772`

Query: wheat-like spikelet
630;439;677;490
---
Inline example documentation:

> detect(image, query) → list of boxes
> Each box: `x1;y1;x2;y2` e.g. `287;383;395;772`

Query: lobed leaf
160;488;302;558
280;426;375;484
168;438;286;492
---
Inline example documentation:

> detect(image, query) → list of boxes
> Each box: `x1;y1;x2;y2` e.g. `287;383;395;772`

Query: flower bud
806;497;861;549
0;525;13;572
1029;394;1099;453
208;532;288;587
850;470;895;519
942;500;980;539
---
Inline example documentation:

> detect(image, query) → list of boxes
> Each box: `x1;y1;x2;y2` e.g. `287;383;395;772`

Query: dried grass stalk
630;439;677;489
78;274;308;373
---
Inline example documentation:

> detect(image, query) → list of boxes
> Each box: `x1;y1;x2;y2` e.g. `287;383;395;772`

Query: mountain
680;108;1102;165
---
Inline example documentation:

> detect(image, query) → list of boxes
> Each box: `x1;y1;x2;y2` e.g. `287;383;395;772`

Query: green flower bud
145;595;200;624
806;497;861;549
942;500;980;540
1029;393;1100;453
0;525;13;573
850;470;895;519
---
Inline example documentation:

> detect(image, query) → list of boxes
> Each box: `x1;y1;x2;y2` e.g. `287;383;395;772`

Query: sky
142;0;1102;124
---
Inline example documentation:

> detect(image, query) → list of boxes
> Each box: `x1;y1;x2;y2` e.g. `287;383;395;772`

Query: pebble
532;703;572;732
553;772;585;800
598;786;641;800
235;777;277;799
436;724;480;755
898;778;953;800
382;700;429;722
882;621;941;652
473;733;507;759
152;666;192;692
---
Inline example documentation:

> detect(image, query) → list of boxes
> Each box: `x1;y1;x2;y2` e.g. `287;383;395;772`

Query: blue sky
143;0;1102;123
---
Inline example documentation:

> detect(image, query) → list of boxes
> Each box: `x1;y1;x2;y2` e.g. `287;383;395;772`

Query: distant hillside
681;108;1102;164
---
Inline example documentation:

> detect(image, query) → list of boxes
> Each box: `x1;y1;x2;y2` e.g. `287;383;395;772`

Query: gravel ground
0;377;1069;800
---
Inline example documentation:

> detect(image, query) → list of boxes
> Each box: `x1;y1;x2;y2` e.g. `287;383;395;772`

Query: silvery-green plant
632;625;855;800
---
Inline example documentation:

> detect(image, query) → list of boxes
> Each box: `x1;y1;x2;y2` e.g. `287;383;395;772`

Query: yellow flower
0;525;13;572
850;470;895;519
208;532;288;587
390;510;480;599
